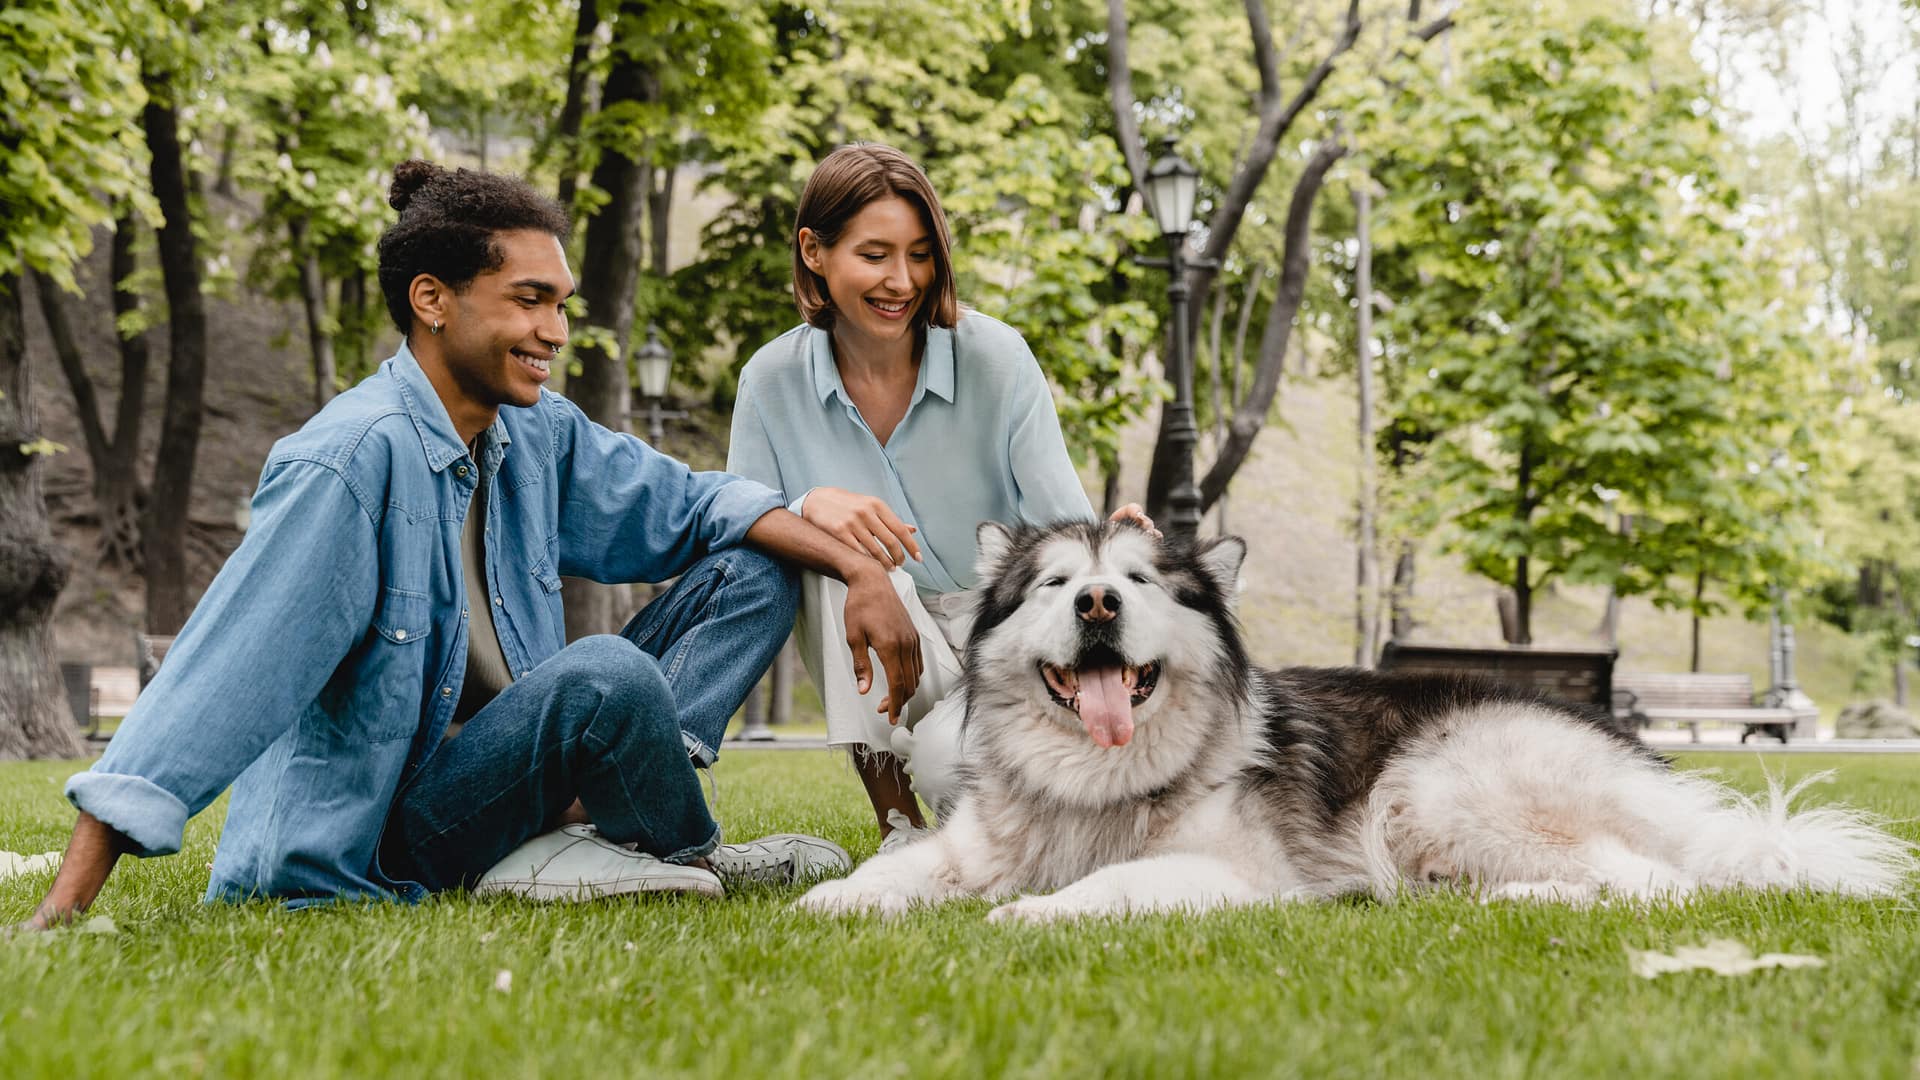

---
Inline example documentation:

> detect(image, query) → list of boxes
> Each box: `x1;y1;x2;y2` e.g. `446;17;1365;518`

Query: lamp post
633;324;686;445
1140;137;1208;540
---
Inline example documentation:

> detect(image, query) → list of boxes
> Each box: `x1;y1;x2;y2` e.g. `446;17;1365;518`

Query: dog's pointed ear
975;521;1016;580
1196;536;1247;597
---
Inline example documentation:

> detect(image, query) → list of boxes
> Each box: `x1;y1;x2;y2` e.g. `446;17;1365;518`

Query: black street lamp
633;323;686;445
1139;136;1210;540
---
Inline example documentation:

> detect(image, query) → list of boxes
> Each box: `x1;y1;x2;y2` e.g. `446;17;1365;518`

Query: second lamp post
634;324;686;445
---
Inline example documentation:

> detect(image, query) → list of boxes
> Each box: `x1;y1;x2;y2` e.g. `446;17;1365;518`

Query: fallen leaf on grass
1628;939;1824;978
0;852;61;881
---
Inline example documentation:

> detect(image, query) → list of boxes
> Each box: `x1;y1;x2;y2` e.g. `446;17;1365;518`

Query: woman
727;143;1151;846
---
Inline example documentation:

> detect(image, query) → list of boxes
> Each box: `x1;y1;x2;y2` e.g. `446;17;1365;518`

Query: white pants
796;570;971;816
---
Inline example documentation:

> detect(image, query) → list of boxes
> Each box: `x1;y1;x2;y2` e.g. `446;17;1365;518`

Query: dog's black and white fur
797;522;1913;921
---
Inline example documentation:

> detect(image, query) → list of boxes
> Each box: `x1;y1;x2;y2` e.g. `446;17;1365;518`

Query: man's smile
511;347;553;380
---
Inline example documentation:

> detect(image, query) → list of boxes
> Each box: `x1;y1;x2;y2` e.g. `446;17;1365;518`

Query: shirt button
461;608;469;619
441;687;451;698
494;596;502;606
455;465;469;477
394;629;407;641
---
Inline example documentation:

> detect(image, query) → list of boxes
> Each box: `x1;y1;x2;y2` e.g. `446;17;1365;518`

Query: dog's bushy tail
1681;769;1916;897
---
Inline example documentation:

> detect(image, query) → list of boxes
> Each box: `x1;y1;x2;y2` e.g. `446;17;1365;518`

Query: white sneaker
707;833;850;884
877;809;936;854
473;824;722;901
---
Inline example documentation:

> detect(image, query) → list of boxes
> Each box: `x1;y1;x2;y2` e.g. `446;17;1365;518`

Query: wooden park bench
1377;642;1626;734
1610;672;1797;744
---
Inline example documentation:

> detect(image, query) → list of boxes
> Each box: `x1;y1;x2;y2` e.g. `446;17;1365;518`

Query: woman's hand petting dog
1106;502;1160;539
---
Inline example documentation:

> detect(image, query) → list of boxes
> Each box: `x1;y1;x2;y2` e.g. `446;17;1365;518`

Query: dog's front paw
986;893;1101;925
793;876;917;918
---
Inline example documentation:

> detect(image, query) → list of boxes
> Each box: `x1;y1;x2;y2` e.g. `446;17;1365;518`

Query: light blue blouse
727;312;1095;593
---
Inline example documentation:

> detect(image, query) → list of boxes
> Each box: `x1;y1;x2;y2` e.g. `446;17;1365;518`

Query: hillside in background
23;214;1887;728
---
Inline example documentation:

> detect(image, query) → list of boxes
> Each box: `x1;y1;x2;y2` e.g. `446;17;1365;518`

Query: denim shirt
66;345;785;905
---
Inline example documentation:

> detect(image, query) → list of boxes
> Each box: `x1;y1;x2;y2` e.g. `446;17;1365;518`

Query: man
20;160;922;928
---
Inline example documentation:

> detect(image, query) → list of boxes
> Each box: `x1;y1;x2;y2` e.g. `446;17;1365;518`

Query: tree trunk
0;272;85;759
1194;141;1347;512
214;123;239;197
31;267;144;569
1101;456;1121;517
289;217;337;410
1512;441;1533;645
1352;177;1380;668
142;71;210;636
338;270;369;381
562;18;654;640
1690;568;1706;673
1389;542;1416;641
554;0;602;215
103;210;150;567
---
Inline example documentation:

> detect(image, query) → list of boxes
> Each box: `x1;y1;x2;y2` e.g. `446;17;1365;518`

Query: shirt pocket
373;586;433;645
359;586;431;741
530;560;563;595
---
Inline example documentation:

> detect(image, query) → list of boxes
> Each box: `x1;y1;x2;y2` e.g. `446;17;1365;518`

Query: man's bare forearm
22;813;128;931
744;507;887;587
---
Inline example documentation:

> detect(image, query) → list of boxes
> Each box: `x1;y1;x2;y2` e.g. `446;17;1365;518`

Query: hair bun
388;159;443;212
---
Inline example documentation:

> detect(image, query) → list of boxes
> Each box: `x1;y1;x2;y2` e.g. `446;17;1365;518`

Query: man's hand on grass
14;813;127;935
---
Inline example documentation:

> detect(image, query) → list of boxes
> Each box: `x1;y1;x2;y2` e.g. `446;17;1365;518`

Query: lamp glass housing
635;327;672;398
1146;145;1200;238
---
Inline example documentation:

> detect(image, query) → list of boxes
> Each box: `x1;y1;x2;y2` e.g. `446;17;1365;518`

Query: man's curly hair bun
387;159;444;212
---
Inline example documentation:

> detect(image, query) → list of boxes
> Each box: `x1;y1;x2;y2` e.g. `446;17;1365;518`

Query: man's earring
429;320;443;335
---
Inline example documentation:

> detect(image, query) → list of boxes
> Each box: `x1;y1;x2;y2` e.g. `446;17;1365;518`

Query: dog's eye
1041;576;1067;588
1128;571;1153;585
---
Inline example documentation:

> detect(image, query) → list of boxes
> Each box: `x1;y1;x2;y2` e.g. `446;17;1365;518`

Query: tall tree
1372;0;1824;641
30;210;150;568
0;0;153;757
140;55;212;637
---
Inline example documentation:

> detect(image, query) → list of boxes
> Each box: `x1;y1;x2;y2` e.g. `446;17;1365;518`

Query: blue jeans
378;548;797;893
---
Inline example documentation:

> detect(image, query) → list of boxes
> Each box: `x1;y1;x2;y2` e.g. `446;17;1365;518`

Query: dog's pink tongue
1078;666;1135;748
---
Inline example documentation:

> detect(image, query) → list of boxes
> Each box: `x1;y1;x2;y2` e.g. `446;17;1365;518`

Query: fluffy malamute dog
798;521;1912;921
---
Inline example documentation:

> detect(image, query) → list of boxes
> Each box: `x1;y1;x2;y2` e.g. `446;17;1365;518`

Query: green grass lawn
3;750;1918;1078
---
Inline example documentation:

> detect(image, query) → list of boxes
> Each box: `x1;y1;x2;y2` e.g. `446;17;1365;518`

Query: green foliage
0;0;155;287
1370;0;1827;620
217;1;436;380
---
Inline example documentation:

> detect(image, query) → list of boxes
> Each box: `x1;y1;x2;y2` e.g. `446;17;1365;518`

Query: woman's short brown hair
792;143;959;332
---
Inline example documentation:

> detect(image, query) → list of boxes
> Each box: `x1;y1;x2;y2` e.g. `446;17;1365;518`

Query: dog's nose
1075;584;1120;623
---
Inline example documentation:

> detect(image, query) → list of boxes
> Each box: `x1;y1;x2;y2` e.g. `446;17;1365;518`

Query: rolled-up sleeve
66;459;379;857
554;396;785;583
